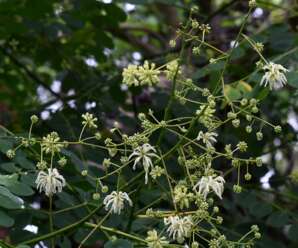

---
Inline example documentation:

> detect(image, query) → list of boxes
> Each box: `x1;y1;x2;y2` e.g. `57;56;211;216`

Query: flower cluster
122;61;160;86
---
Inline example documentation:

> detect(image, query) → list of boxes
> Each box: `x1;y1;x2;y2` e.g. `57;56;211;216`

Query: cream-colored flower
165;60;181;80
150;166;164;180
82;112;98;128
35;168;66;196
122;64;139;86
164;215;193;243
197;131;218;148
128;143;159;184
260;62;289;90
41;132;64;154
173;184;194;209
138;61;160;86
146;229;169;248
193;175;225;199
103;191;132;214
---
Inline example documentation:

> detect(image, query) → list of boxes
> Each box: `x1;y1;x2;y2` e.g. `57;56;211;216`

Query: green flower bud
92;193;101;200
95;132;102;140
227;112;237;119
233;185;242;193
246;114;253;122
241;98;248;106
237;141;248;152
232;119;240;128
274;125;282;133
30;115;39;123
256;131;263;141
81;170;88;176
251;106;259;113
246;126;252;133
6;149;15;159
191;241;199;248
254;232;261;239
256;157;263;167
101;185;109;193
245;173;252;181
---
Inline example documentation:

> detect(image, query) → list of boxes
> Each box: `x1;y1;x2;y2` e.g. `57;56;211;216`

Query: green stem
21;205;102;245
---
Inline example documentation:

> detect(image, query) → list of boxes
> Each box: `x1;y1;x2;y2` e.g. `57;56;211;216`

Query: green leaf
0;210;14;227
267;212;289;227
288;224;298;242
224;85;242;102
0;174;34;196
287;71;298;88
0;186;23;209
104;239;134;248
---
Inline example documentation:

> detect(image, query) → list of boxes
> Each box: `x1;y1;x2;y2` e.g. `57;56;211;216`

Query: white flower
146;229;169;248
197;131;218;148
193;175;225;199
35;168;66;196
103;191;132;214
164;215;193;243
128;143;159;184
260;62;289;90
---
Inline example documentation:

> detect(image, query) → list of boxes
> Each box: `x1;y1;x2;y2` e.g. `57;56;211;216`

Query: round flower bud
256;157;263;167
191;20;199;29
95;132;102;140
246;126;252;133
169;40;176;48
254;232;261;239
237;141;248;152
233;185;242;193
245;173;252;181
251;106;259;113
227;112;237;119
30;115;39;123
246;115;252;122
241;98;248;106
191;241;199;248
81;170;88;176
274;125;282;133
232;159;240;168
216;216;223;224
101;185;109;193
249;0;257;8
192;47;200;55
256;132;263;141
251;225;259;232
6;149;15;159
202;88;210;96
58;157;67;167
232;119;240;128
103;158;111;169
249;98;257;105
92;193;101;200
213;206;219;213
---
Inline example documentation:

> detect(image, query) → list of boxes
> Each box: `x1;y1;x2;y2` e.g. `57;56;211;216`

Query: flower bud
30;115;39;123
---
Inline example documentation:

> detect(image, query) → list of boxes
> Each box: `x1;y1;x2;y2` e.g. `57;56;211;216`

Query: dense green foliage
0;0;297;248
